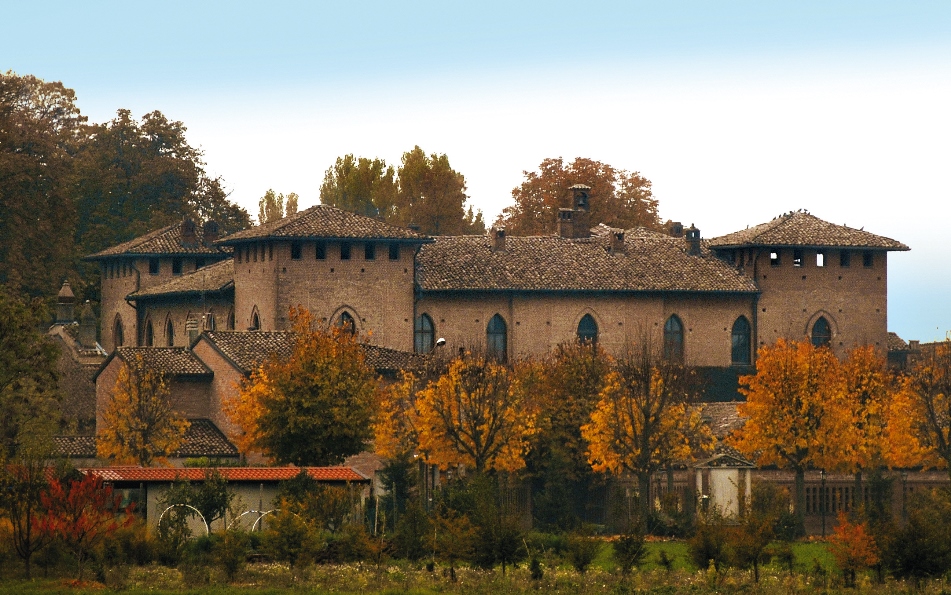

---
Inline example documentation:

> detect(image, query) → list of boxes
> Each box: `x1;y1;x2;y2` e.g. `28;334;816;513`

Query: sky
4;1;950;342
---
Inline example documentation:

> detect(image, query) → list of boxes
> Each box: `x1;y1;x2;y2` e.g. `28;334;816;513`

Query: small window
195;258;205;269
663;315;684;362
863;251;874;268
236;249;242;264
253;244;258;262
205;312;216;331
268;243;273;260
812;317;832;347
340;242;351;260
316;242;327;260
149;259;160;275
389;243;399;260
793;249;803;267
166;319;175;346
577;314;598;345
486;314;507;361
245;245;250;262
337;311;356;335
291;242;302;260
731;317;751;365
816;251;825;267
770;251;781;266
250;309;260;331
172;258;183;275
414;314;435;354
113;316;124;348
121;262;127;276
227;310;235;330
840;250;851;268
144;320;154;347
365;242;375;260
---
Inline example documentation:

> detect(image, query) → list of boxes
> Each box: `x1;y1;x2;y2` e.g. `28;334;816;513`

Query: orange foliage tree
729;340;858;535
225;308;379;465
97;354;189;466
907;338;951;480
582;342;712;517
828;512;880;588
386;354;539;474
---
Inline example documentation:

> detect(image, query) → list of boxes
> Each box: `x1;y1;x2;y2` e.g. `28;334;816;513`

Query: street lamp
819;469;826;538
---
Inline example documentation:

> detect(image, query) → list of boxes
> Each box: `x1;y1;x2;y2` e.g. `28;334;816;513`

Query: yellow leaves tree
907;338;951;480
97;354;189;466
729;339;858;535
407;354;538;474
581;342;712;517
225;308;379;466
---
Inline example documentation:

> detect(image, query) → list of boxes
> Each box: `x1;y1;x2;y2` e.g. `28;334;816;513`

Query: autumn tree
39;474;133;581
411;354;539;474
320;154;399;219
729;340;859;535
500;157;660;236
258;188;299;224
0;72;84;297
581;340;712;518
319;147;484;235
906;338;951;481
225;308;378;466
97;354;190;466
829;512;880;588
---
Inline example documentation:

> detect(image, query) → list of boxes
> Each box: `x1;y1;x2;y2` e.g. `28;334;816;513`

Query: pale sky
4;1;950;342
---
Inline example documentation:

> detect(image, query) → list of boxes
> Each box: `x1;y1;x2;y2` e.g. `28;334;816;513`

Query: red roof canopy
81;466;368;483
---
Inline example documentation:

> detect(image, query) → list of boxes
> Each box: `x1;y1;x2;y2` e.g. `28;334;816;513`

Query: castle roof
201;330;420;375
707;211;909;250
129;259;234;300
416;233;758;293
96;347;213;381
85;220;229;260
217;204;432;244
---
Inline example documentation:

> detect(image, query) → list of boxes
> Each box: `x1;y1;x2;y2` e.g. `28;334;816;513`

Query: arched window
731;316;751;365
205;312;216;331
227;309;235;330
663;315;684;362
113;316;124;348
165;319;175;347
249;309;260;331
812;316;832;348
337;311;356;335
486;314;507;361
577;314;598;345
415;314;435;354
144;320;154;347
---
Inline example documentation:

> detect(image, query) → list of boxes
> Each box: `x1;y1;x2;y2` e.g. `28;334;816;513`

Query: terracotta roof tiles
218;205;431;244
112;347;212;377
708;211;909;250
83;466;368;483
55;419;238;459
129;260;234;299
86;220;230;259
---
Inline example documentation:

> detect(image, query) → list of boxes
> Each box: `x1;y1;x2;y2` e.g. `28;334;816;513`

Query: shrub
565;530;601;574
687;510;731;572
263;509;323;568
392;502;431;561
613;523;648;574
215;530;249;582
883;487;951;582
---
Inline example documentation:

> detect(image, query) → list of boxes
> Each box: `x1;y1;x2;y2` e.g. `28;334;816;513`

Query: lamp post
819;469;826;538
901;470;909;521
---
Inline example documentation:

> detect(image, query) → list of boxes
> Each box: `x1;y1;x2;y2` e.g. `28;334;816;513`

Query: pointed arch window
337;311;356;335
663;315;684;362
113;316;124;348
144;320;154;347
165;319;175;346
577;314;598;345
486;314;507;361
731;316;751;365
812;317;832;347
205;312;216;331
227;309;235;330
250;309;260;331
415;314;435;354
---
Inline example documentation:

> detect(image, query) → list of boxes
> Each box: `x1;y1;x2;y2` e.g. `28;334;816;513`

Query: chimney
490;227;506;252
558;209;575;238
668;221;684;238
909;340;920;351
408;223;421;232
610;231;625;253
55;280;76;324
186;318;200;347
181;218;197;248
202;220;219;245
78;301;97;348
569;184;592;238
685;224;701;256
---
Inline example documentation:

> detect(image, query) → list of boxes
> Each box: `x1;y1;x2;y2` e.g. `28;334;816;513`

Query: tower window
414;314;435;354
770;251;781;266
340;242;351;260
316;241;326;260
793;250;803;267
863;251;874;268
577;314;598;345
291;242;302;260
365;242;376;260
816;251;825;267
486;314;508;361
731;316;751;365
840;250;851;267
663;315;684;362
144;320;154;347
172;258;183;275
389;243;399;260
812;317;832;347
149;259;160;275
166;319;175;346
337;311;356;335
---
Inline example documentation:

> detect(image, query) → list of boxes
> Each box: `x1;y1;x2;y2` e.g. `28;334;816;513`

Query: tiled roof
699;402;746;439
202;331;418;374
54;419;238;459
217;205;431;244
108;347;213;378
83;466;368;483
416;233;758;293
887;331;909;352
708;211;909;250
129;260;234;299
86;220;230;259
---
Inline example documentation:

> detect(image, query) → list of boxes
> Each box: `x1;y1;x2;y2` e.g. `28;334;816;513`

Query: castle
79;185;909;458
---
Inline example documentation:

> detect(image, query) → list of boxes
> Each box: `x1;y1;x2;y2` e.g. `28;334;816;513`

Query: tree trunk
637;473;652;520
794;467;806;537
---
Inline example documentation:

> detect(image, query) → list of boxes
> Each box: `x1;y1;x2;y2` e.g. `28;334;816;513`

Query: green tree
500;157;660;236
0;71;84;297
97;354;190;466
257;188;299;224
225;308;378;465
320;154;398;219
